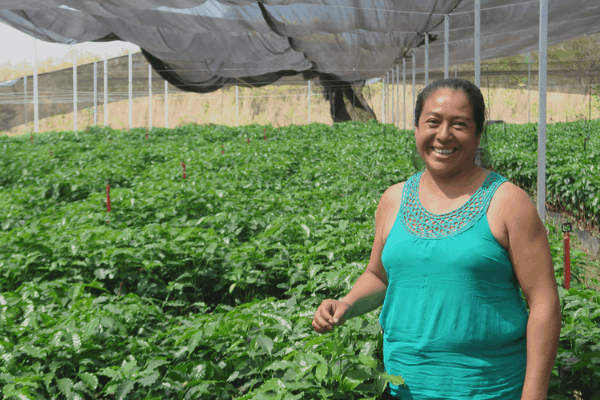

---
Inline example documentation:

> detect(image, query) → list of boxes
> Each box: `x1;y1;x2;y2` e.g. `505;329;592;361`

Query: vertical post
403;58;406;130
528;51;531;124
589;85;592;121
412;49;416;129
537;0;548;223
381;75;385;124
94;61;97;126
73;48;77;132
236;85;239;127
455;66;457;78
149;64;153;129
104;53;108;127
396;65;400;129
475;0;481;87
34;39;38;133
128;50;132;130
165;80;168;129
392;67;395;126
425;34;429;86
308;79;311;124
386;71;390;123
24;76;27;127
444;14;449;79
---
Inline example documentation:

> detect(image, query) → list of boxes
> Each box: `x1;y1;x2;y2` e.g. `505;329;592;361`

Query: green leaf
138;371;159;387
57;378;74;398
115;380;135;400
300;224;310;237
255;336;274;355
381;372;405;386
315;364;327;381
78;373;98;391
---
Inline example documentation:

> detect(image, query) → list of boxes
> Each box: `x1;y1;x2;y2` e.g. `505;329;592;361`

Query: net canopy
1;0;600;123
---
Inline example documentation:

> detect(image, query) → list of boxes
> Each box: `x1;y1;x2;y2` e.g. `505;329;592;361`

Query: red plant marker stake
49;149;53;157
247;137;250;145
30;134;34;145
564;231;571;290
146;133;149;140
181;162;186;179
221;145;224;154
106;183;111;223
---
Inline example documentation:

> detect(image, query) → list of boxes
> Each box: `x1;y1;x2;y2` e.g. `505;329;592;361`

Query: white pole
24;76;27;127
425;34;429;86
387;71;390;123
94;61;97;126
149;64;152;129
396;65;400;128
403;58;406;130
308;80;311;124
165;80;168;129
475;0;481;87
34;39;38;133
538;0;548;223
381;75;385;124
392;67;395;127
104;53;108;127
73;48;77;132
528;51;531;124
236;85;239;127
128;50;132;130
412;49;416;129
444;14;449;79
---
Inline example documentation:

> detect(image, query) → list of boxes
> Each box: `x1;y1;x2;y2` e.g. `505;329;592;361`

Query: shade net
1;0;600;131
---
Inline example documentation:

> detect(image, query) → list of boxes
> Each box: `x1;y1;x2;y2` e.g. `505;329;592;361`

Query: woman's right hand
312;299;352;333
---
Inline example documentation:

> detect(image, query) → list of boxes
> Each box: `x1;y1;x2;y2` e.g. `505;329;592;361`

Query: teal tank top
379;170;530;399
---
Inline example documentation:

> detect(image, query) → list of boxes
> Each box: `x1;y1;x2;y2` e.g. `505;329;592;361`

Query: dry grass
2;82;599;137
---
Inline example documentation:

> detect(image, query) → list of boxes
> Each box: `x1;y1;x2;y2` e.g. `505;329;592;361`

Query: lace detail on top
401;170;507;239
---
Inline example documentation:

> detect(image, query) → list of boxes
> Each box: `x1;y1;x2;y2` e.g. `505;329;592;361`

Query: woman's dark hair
414;78;486;137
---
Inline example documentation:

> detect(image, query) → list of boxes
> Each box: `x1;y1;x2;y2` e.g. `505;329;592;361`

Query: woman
312;78;562;399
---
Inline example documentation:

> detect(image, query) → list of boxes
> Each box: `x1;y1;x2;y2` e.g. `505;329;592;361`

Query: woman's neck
422;166;485;199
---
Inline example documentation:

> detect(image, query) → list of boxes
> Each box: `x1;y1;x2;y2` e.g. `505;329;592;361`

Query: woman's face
414;88;481;178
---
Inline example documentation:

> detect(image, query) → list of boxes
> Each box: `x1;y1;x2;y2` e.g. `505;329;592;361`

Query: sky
0;21;141;66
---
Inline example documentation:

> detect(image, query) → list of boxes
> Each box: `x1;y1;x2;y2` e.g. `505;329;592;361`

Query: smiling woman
312;78;562;400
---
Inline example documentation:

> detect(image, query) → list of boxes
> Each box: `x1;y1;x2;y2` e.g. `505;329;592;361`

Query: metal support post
24;76;27;126
403;58;406;130
475;0;481;87
165;80;168;129
34;39;38;133
308;80;311;124
425;34;429;86
444;14;449;79
392;67;395;126
537;0;548;223
528;51;531;124
94;61;97;126
73;48;77;132
396;65;400;129
128;50;132;130
149;64;152;129
412;50;416;129
381;75;385;124
104;53;108;126
387;71;390;123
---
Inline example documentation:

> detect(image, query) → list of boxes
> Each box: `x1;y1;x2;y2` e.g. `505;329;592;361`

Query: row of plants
483;119;600;231
0;120;599;399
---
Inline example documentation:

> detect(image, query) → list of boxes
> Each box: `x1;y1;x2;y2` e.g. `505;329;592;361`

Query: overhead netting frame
1;0;600;126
